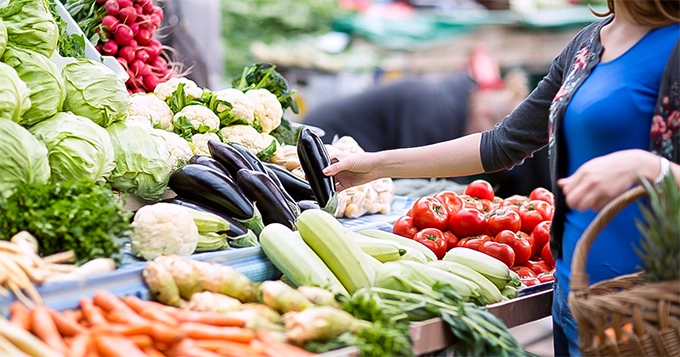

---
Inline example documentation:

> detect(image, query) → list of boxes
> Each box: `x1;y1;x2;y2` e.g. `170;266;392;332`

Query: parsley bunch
0;180;132;265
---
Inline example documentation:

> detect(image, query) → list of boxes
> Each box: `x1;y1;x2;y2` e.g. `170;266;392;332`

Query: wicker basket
568;186;680;357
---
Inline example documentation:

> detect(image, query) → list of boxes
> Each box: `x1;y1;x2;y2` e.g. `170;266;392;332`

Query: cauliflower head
215;88;255;124
155;130;193;170
191;132;220;156
219;125;277;157
174;105;220;134
154;77;204;102
129;93;174;131
245;89;283;134
127;114;153;127
130;203;199;260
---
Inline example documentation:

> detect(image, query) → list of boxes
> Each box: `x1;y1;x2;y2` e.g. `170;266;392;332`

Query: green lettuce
62;59;129;128
0;61;31;122
29;112;115;184
107;121;173;200
2;47;65;126
0;19;7;58
0;120;50;198
0;0;58;58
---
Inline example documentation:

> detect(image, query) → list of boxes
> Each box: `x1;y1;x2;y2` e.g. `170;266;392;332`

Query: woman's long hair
591;0;680;27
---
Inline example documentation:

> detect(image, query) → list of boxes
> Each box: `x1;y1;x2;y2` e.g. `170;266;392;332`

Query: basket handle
569;186;648;295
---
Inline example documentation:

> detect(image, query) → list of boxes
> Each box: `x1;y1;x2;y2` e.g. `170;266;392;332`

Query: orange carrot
92;334;149;357
8;302;31;331
30;304;69;355
256;330;316;357
90;322;153;337
128;334;154;349
166;339;224;357
194;339;267;356
93;291;147;325
173;310;246;327
80;298;107;326
149;321;185;345
124;295;179;326
49;308;86;336
142;346;166;357
69;333;93;357
179;323;254;343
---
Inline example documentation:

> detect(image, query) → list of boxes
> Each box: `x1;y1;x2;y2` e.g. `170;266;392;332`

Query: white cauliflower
214;88;255;124
154;77;204;102
190;132;220;156
219;125;277;156
126;114;153;127
130;203;199;260
245;89;283;134
174;105;220;133
128;93;174;131
155;130;193;170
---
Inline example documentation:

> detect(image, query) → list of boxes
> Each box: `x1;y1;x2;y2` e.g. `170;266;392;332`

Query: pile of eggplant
166;128;337;242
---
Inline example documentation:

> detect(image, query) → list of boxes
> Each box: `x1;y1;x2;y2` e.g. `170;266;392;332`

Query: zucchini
297;209;374;294
260;223;349;296
358;229;438;262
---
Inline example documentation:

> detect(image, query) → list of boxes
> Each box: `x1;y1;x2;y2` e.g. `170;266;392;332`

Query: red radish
125;70;136;84
101;40;119;56
149;13;161;28
118;7;138;25
105;0;120;16
137;14;151;29
143;73;160;92
113;24;134;45
95;44;102;53
117;57;129;69
129;60;150;76
152;5;164;21
128;39;138;49
144;39;162;60
96;0;107;4
139;0;154;14
118;45;137;63
135;49;150;63
102;15;120;31
133;4;143;14
135;28;152;45
150;57;168;74
118;0;133;8
129;22;139;35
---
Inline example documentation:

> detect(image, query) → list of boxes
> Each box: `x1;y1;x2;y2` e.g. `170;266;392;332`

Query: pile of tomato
392;179;556;287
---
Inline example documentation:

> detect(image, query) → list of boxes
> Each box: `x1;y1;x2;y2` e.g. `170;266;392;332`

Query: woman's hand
323;151;383;191
557;150;659;212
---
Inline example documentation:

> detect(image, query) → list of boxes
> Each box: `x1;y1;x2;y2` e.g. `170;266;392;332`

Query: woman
321;1;680;356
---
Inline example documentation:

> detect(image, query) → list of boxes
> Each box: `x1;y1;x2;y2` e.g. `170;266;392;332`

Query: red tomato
537;271;555;283
457;235;491;250
519;200;553;233
486;208;521;236
411;197;449;231
521;276;541;287
458;195;485;212
492;196;503;206
433;191;464;214
495;230;533;266
442;231;459;251
405;208;412;217
448;208;487;238
542;242;555;267
529;187;555;206
477;199;494;214
479;241;515;268
463;179;495;201
413;228;447;259
527;260;552;275
531;221;552;257
392;216;419;239
501;194;529;207
511;266;537;278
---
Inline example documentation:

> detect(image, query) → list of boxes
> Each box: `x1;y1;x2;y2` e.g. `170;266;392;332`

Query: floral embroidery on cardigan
651;81;680;159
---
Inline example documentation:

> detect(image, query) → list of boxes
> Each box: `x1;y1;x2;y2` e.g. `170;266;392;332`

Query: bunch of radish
91;0;174;93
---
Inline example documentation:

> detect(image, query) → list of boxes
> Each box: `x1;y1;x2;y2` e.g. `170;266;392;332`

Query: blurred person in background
302;48;552;197
321;1;680;356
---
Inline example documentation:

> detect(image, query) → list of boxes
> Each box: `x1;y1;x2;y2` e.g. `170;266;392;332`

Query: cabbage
0;0;58;58
107;121;173;200
0;61;30;122
0;19;7;58
29;112;115;184
0;120;50;198
62;59;130;128
2;47;65;126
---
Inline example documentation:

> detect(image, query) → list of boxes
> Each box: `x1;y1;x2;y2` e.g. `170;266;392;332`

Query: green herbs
0;180;132;265
635;171;680;282
232;63;299;114
48;0;86;58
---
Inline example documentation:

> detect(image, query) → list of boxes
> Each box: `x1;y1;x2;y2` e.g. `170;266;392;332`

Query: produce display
391;179;557;287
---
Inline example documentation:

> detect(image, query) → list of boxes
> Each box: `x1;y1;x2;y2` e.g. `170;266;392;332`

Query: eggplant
168;164;265;235
161;197;250;237
228;142;267;173
207;139;253;178
263;162;315;202
236;169;297;229
263;166;300;216
188;155;231;177
297;200;320;212
297;127;337;214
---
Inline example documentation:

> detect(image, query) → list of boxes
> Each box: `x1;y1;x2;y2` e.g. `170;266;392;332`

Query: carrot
179;323;254;343
80;298;107;326
92;334;149;357
194;339;267;356
173;310;246;327
69;333;93;357
149;321;185;345
49;309;86;337
128;334;154;349
256;330;316;357
124;295;179;326
30;305;69;355
92;291;146;325
8;302;31;331
166;339;224;357
142;345;166;357
90;322;152;337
